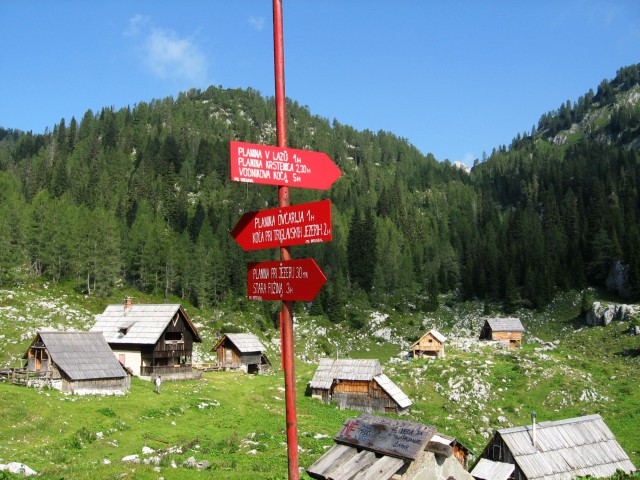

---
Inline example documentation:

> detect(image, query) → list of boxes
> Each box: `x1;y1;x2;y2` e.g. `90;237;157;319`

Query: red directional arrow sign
247;259;327;301
232;200;332;251
230;141;341;190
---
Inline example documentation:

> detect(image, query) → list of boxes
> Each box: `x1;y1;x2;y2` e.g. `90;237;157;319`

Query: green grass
0;283;638;478
0;371;342;479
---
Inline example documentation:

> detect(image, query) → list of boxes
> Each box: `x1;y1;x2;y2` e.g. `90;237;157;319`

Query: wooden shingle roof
309;358;382;390
91;304;201;345
495;414;635;479
428;329;446;343
412;328;447;347
212;333;266;353
471;458;515;480
486;317;525;332
373;373;412;409
28;331;127;380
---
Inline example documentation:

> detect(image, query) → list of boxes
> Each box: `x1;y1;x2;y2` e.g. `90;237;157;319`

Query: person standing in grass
154;375;162;394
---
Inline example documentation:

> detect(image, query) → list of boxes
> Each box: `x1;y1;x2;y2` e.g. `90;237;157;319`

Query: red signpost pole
272;1;299;479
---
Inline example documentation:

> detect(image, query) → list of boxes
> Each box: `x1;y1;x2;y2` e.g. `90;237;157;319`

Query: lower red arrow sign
247;259;327;301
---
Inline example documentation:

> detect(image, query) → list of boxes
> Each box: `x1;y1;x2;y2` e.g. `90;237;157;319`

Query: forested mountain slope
1;64;639;315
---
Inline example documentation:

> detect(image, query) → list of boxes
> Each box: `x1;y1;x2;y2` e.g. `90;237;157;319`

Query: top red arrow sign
230;141;341;190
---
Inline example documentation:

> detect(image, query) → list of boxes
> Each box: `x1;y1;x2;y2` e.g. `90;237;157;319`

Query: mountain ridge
0;64;639;313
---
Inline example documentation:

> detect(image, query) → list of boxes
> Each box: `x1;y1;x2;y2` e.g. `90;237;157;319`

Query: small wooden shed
430;432;474;470
91;300;202;379
472;414;636;480
308;414;474;480
309;358;412;414
212;333;270;374
479;317;525;348
411;329;446;359
24;331;130;394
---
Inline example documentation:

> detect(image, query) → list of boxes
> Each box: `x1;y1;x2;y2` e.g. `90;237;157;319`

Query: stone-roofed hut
309;358;412;414
472;414;636;480
212;333;270;374
411;329;447;359
479;317;525;348
91;300;202;379
23;331;130;394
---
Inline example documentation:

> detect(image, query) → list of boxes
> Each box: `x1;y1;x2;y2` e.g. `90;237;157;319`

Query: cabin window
165;332;183;342
118;321;135;335
493;444;502;460
428;339;433;344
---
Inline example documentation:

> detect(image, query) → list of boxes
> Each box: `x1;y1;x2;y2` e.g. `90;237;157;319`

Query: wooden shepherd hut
309;358;412;414
91;300;202;379
411;329;447;359
430;432;474;470
471;414;636;480
479;317;525;348
23;331;130;394
212;333;270;373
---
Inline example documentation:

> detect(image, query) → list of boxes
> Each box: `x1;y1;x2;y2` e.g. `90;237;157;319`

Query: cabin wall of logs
331;380;397;413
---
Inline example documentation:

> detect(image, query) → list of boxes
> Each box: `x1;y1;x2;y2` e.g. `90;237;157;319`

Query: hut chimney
124;297;132;312
530;411;537;447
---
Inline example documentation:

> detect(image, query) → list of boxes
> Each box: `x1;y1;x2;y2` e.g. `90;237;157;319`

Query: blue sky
1;1;638;167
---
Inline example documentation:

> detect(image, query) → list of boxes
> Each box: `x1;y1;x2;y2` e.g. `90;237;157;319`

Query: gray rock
0;462;38;477
586;302;603;326
616;305;632;321
587;302;635;326
601;305;616;326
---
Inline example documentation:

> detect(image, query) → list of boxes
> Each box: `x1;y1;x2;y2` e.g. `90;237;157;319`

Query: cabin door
225;348;233;365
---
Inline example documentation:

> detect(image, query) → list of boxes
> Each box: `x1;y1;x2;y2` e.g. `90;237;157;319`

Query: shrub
97;407;116;418
580;290;594;317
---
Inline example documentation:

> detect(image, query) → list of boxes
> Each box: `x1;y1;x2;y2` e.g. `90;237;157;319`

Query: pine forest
1;64;640;319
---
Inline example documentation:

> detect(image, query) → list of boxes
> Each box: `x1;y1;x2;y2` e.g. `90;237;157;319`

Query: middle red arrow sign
231;200;332;251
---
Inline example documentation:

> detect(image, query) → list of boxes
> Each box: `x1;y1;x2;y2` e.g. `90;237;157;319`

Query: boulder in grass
0;462;38;477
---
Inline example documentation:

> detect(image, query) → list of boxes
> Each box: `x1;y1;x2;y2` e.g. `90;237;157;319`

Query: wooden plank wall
62;376;131;393
491;331;522;347
491;331;522;341
334;380;369;395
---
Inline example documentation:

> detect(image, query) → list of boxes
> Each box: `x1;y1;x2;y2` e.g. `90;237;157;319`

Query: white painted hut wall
111;349;142;376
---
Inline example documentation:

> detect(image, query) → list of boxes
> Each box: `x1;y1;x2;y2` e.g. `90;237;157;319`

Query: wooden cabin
91;300;202;379
212;333;270;374
430;432;474;470
23;331;130;394
479;317;525;348
308;414;474;480
411;329;446;359
471;414;636;480
309;358;412;414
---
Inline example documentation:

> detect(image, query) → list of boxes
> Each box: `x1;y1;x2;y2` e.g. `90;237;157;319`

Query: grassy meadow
0;283;638;478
